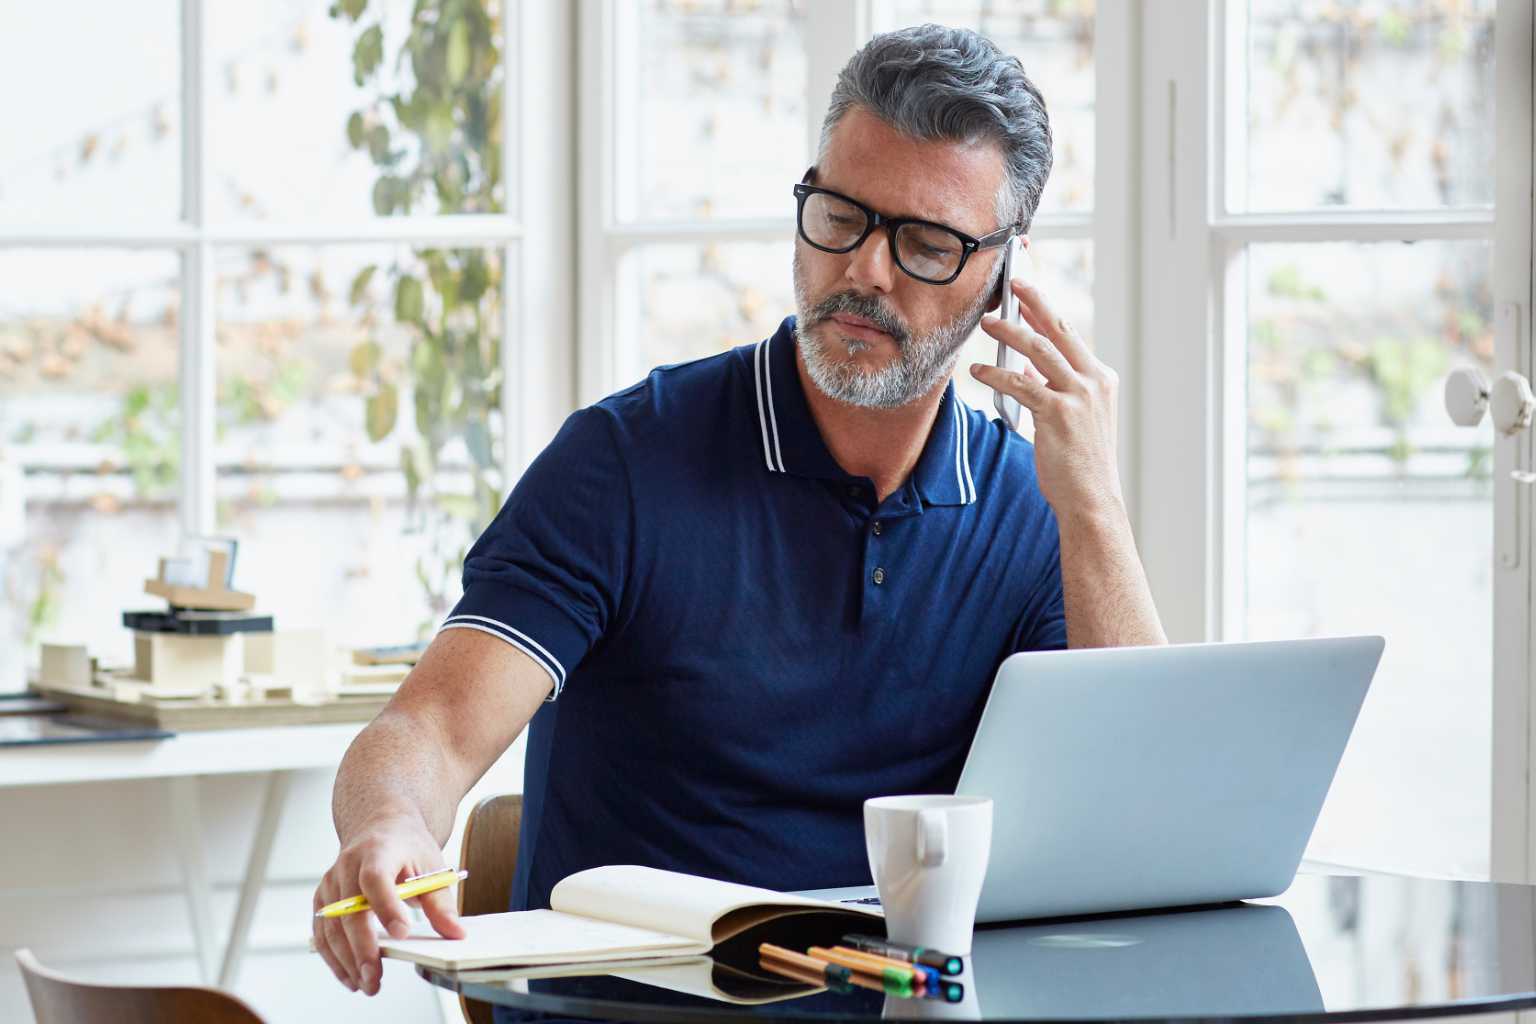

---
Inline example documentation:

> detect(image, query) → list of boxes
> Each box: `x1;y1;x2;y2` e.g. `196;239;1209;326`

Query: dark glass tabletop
416;871;1536;1023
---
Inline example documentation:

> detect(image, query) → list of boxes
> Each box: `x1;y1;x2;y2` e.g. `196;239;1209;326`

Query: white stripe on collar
957;396;976;503
951;396;976;504
763;339;785;471
753;339;785;472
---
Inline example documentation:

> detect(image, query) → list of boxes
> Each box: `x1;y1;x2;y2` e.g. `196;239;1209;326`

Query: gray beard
791;249;992;410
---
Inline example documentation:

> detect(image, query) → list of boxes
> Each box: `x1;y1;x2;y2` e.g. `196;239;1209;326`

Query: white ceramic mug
864;794;993;955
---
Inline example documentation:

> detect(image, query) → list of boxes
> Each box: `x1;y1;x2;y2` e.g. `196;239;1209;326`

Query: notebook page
378;908;705;970
550;865;879;944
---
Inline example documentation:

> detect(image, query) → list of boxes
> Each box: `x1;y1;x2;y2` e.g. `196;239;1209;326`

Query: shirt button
847;485;861;499
872;567;886;585
872;521;883;536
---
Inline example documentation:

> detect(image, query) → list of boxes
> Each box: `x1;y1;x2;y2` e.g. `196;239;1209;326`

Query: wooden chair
15;948;266;1024
456;793;523;1024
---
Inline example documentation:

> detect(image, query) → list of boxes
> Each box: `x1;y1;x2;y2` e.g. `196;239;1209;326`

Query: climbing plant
330;0;506;628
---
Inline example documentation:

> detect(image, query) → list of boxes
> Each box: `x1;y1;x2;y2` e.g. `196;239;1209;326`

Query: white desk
0;723;364;987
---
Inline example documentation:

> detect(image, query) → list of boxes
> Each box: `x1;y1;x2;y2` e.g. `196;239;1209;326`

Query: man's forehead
817;112;1004;231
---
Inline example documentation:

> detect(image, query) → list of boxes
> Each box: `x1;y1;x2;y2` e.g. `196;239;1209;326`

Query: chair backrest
458;792;522;917
16;948;266;1024
457;792;523;1024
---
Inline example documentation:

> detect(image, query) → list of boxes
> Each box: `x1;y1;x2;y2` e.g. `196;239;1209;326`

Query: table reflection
444;873;1536;1022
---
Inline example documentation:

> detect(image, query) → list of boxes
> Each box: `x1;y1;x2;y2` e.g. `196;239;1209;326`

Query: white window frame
1135;1;1535;883
0;0;575;538
575;0;1137;519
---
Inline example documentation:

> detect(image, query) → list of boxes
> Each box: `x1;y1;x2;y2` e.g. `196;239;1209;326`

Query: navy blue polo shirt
442;315;1065;911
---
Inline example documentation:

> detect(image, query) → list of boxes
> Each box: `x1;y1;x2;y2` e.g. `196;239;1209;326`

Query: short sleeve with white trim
440;406;630;700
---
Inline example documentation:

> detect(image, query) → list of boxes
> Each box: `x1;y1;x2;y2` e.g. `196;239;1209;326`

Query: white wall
0;739;525;1023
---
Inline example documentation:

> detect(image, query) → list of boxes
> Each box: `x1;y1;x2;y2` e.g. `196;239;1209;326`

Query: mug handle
916;809;947;868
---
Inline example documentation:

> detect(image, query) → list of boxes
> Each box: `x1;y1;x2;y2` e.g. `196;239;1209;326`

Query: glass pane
872;0;1095;214
215;244;504;646
0;2;180;226
625;241;797;375
208;1;506;223
0;250;182;689
953;240;1092;430
1243;240;1494;877
1243;1;1495;211
616;0;808;222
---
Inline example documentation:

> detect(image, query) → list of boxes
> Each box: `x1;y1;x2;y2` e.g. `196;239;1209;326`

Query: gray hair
817;24;1053;234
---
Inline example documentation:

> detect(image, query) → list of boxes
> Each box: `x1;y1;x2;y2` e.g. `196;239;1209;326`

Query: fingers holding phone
972;258;1125;517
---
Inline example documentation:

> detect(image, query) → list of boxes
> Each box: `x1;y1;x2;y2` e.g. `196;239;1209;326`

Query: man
314;24;1164;997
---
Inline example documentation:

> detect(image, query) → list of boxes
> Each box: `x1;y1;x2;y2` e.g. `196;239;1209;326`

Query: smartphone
992;237;1031;431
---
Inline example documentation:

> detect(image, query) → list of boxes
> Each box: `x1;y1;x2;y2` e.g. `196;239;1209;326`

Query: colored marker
830;945;940;988
807;946;917;996
842;933;964;976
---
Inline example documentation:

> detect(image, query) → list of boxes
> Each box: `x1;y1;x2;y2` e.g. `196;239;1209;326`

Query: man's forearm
332;707;464;847
1057;503;1167;649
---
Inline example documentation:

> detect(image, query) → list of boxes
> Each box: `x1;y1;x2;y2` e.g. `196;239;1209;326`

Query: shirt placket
856;481;923;628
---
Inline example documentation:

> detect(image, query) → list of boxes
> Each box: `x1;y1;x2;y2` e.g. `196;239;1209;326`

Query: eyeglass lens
800;191;967;282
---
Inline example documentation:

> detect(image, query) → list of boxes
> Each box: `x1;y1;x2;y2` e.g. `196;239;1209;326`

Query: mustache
808;291;909;346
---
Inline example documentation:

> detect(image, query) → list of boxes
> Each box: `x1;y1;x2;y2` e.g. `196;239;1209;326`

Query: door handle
1445;367;1536;437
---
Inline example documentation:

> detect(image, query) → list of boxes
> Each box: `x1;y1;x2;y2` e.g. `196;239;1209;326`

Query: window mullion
518;0;577;458
1135;0;1218;644
804;0;869;162
1094;0;1140;530
501;0;521;484
577;0;614;406
179;0;214;538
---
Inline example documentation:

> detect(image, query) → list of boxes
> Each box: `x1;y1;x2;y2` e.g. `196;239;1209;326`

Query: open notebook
378;864;884;972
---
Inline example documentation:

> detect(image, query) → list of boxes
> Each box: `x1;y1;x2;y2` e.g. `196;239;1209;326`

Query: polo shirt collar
751;317;978;507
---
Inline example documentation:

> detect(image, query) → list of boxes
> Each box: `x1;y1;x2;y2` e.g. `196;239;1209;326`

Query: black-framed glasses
792;169;1015;285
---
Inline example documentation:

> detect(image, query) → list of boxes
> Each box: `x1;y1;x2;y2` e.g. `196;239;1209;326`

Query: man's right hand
313;815;467;996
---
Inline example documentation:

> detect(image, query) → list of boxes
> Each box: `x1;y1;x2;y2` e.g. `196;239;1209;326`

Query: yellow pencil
314;868;468;919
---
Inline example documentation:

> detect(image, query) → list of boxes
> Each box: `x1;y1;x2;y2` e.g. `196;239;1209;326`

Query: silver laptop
797;636;1383;921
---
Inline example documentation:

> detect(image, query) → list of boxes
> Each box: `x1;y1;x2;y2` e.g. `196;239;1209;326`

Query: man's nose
843;228;897;295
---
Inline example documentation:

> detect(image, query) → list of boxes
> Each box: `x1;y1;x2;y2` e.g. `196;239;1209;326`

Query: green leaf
349;340;382;377
460;251;488;303
346;111;366;149
415;388;434;439
365;385;398;442
447;18;471;85
401;446;421;498
367;123;391;163
348;264;377;306
395;275;424;323
392;94;425;131
433;168;463;209
423;250;452;294
424;105;455;153
337;0;367;21
411;338;436;380
371;177;396;216
464;419;492;470
461;330;484;377
352;25;384;86
435;494;479;520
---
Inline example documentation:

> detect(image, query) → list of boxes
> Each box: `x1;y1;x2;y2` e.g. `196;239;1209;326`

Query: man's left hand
971;276;1124;523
